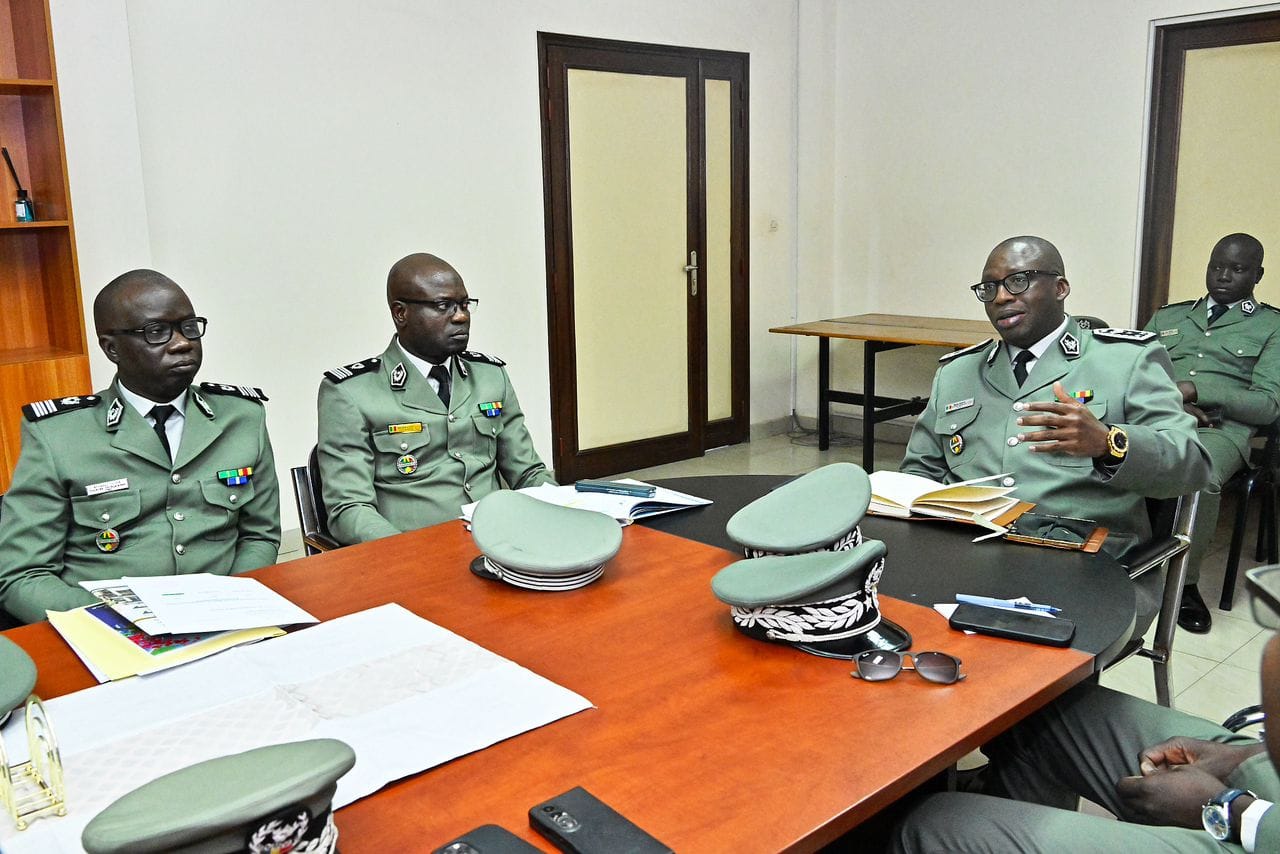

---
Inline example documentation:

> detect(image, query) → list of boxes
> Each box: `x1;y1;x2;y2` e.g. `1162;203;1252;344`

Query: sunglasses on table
850;650;965;684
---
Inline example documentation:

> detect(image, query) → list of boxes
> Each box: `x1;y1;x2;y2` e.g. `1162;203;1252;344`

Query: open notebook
868;471;1031;527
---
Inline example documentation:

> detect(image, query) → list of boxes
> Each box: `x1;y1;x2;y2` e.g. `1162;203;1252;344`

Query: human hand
1115;764;1224;827
1138;737;1265;780
1177;381;1198;404
1016;382;1110;458
1183;403;1215;428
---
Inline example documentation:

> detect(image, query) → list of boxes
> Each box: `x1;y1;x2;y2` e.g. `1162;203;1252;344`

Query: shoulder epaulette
460;350;506;367
198;382;269;403
938;339;993;363
22;395;101;422
1092;328;1156;344
1157;299;1196;309
323;357;381;383
1262;302;1280;314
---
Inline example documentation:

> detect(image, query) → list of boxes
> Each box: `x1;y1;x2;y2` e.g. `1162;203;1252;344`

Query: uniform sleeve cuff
1242;798;1272;851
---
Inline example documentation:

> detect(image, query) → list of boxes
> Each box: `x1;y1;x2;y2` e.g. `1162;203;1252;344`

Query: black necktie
149;404;176;460
429;363;451;408
1012;350;1034;387
1208;303;1228;326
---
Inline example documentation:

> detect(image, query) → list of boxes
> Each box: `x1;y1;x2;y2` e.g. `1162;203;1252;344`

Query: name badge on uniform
478;401;503;418
1072;389;1094;403
96;528;121;553
396;454;418;475
944;398;974;413
388;422;423;434
949;434;964;455
217;467;253;486
86;478;129;496
1159;328;1179;337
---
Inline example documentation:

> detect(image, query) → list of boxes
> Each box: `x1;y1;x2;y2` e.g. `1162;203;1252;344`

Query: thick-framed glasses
104;316;208;345
970;270;1061;303
850;650;965;684
1245;565;1280;630
397;297;479;316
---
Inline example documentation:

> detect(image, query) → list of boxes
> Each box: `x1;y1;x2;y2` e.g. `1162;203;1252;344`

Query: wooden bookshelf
0;0;90;490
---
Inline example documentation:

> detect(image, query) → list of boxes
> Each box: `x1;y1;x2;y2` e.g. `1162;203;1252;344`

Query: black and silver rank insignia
396;454;418;475
106;397;124;429
390;362;408;390
1059;331;1080;358
1243;300;1256;315
96;528;121;553
949;434;964;455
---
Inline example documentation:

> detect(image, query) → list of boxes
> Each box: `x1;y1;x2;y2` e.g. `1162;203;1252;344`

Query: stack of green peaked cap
0;636;36;725
470;490;623;591
81;738;357;854
713;463;909;658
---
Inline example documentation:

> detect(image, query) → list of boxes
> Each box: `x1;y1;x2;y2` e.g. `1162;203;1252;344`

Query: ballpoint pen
956;593;1062;615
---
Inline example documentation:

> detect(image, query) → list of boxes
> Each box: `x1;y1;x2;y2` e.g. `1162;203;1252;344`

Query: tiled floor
619;428;1271;722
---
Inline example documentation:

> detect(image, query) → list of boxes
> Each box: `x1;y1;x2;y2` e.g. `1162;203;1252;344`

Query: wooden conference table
771;313;992;469
5;512;1103;852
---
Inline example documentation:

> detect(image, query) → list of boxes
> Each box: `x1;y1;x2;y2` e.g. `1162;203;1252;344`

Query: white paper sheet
0;604;592;852
121;573;319;633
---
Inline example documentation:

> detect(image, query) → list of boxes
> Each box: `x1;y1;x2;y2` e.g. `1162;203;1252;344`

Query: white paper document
0;604;593;852
461;479;711;525
120;573;318;633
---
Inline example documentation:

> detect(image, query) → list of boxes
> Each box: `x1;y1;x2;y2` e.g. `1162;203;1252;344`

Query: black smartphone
1005;512;1098;547
434;824;543;854
949;603;1076;647
529;786;673;854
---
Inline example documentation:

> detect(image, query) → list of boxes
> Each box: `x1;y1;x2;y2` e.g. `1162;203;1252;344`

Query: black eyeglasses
850;650;965;684
103;316;208;345
1245;565;1280;630
970;270;1061;303
397;298;479;316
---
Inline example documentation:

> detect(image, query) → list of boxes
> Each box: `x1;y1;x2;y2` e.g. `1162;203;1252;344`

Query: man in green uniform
0;270;281;624
893;571;1280;853
901;236;1210;632
316;253;554;544
1145;233;1280;633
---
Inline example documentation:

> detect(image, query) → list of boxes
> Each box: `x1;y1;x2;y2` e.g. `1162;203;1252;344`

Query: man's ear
98;333;120;365
1256;266;1265;286
1057;277;1071;302
389;301;407;330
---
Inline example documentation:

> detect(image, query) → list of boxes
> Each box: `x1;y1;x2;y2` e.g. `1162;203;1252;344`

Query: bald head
94;269;202;403
983;236;1066;280
93;269;185;334
386;253;472;362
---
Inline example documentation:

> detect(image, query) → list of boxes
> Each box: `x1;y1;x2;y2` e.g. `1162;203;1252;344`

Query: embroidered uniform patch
389;362;408;390
1059;332;1080;357
1093;328;1156;344
22;395;101;422
199;382;269;403
323;358;381;383
1243;300;1256;315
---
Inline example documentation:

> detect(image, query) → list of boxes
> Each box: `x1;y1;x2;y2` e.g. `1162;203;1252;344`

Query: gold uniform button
175;544;186;555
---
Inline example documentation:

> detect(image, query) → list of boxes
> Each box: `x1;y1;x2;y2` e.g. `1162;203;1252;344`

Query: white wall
49;0;801;512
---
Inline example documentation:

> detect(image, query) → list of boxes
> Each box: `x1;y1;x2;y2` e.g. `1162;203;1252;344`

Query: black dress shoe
1179;584;1212;634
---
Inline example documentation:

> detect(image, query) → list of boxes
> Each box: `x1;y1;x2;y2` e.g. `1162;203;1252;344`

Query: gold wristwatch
1105;425;1129;462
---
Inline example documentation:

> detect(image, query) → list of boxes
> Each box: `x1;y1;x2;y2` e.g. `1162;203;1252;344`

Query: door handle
684;250;698;297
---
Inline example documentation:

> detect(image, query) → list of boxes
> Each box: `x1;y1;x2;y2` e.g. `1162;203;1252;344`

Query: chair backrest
290;447;339;555
1073;315;1109;330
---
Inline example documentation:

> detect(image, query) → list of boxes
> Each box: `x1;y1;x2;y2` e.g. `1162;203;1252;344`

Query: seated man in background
893;571;1280;852
317;252;554;544
1145;233;1280;634
0;270;281;624
900;236;1210;633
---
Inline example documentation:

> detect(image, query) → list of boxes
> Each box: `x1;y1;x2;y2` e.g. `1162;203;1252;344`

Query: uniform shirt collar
1009;316;1070;365
115;381;187;421
1207;296;1242;312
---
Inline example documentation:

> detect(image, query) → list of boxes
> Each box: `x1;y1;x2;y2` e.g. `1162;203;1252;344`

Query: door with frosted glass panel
539;34;749;481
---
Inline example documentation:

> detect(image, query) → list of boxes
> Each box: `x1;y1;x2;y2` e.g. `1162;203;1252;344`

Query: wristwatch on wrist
1202;788;1255;842
1104;425;1129;462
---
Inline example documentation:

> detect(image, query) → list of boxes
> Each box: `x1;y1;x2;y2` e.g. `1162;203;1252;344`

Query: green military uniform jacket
1145;295;1280;459
901;318;1211;557
0;383;281;624
316;338;554;544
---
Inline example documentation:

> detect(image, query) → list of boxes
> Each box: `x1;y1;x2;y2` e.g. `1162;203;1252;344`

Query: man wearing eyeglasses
316;253;553;544
1143;234;1280;634
893;565;1280;852
0;270;281;624
901;236;1209;632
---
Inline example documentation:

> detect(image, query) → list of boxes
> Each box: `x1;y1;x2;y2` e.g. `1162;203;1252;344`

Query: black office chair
1220;420;1280;610
1224;704;1265;734
1104;492;1201;707
290;446;341;555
